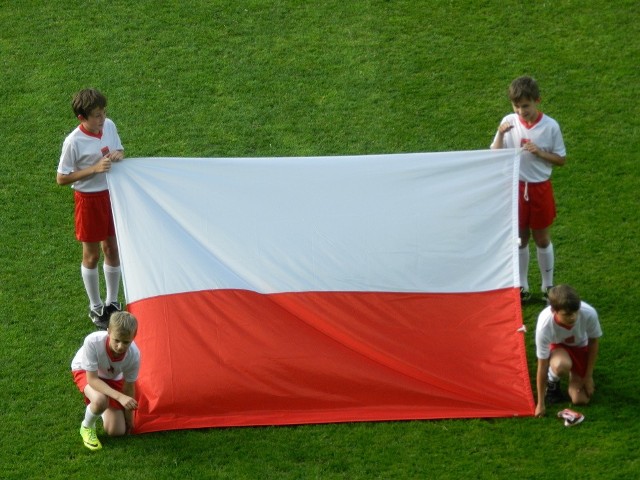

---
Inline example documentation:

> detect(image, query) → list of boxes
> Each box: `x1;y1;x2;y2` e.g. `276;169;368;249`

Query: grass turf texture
1;0;638;478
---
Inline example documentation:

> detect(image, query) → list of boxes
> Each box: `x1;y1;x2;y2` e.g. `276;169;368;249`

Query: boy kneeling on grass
534;285;602;418
71;311;141;450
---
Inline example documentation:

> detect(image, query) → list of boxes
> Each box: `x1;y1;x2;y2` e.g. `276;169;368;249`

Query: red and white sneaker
557;408;585;427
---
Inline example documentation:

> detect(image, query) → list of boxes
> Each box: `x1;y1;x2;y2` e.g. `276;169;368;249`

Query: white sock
81;265;102;308
103;264;121;305
537;243;554;290
547;369;560;384
518;247;530;290
82;405;101;428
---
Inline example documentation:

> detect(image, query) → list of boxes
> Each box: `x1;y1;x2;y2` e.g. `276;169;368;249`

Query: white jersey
58;118;124;192
492;113;565;182
71;331;140;382
535;301;602;360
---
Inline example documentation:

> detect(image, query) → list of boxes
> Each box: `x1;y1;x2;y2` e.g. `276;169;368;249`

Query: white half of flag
109;149;520;303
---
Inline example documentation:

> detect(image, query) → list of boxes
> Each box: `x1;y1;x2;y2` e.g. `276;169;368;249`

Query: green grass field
1;1;639;478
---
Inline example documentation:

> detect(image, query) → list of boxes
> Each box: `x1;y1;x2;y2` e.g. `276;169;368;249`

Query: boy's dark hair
72;88;107;119
548;284;581;313
508;76;540;103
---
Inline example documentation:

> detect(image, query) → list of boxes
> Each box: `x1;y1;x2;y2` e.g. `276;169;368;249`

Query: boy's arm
535;358;550;417
122;381;136;434
56;156;114;186
490;123;514;149
86;370;139;410
582;337;599;397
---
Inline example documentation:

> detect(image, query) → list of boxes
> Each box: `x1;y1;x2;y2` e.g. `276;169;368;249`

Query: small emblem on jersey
563;336;575;344
101;146;110;156
520;138;530;146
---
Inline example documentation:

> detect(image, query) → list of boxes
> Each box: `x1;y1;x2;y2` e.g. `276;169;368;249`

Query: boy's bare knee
104;424;126;437
91;398;109;413
569;390;590;405
82;242;101;267
534;238;550;249
550;362;571;378
101;237;120;264
82;255;100;269
102;246;119;261
579;393;591;405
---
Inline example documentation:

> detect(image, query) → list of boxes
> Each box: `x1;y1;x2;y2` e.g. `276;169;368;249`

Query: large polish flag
107;149;533;434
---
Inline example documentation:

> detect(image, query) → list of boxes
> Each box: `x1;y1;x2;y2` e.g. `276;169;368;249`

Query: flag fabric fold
107;149;534;433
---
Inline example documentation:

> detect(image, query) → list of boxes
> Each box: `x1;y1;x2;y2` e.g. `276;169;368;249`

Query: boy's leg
83;384;110;416
80;385;109;450
102;236;121;307
530;180;556;292
568;373;591;405
518;246;530;291
536;242;554;290
549;347;572;378
517;182;531;294
102;408;127;437
546;348;572;404
81;242;103;308
533;228;554;291
82;404;102;428
518;229;531;295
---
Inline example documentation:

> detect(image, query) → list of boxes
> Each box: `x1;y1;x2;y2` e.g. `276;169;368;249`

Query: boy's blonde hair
108;311;138;336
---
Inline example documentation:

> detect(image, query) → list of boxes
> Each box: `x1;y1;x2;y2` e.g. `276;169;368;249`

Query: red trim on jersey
79;123;103;139
518;112;543;129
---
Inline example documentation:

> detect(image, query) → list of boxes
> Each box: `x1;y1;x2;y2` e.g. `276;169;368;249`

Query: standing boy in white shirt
57;88;125;328
491;76;566;302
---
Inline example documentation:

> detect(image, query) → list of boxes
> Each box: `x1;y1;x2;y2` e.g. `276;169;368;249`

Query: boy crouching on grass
71;311;141;450
534;285;602;418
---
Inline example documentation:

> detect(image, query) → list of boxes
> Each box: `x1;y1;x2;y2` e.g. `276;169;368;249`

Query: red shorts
550;344;589;378
519;180;556;230
74;190;116;242
72;370;124;410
